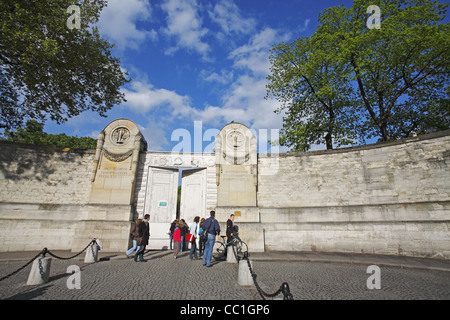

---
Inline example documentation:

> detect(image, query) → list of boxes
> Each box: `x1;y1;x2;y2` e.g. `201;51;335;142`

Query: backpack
201;217;215;237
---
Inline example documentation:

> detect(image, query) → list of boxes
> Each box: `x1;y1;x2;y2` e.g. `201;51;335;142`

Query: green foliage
267;36;359;151
0;0;129;131
267;0;449;151
1;120;97;149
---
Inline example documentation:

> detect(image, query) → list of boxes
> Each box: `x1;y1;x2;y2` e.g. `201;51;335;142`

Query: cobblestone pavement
0;250;449;301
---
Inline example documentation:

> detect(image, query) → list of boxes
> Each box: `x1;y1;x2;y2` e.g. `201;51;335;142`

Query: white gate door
180;168;207;224
144;167;179;249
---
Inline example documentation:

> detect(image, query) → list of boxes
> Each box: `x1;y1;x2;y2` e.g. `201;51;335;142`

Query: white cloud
121;79;192;115
200;69;234;85
300;19;310;32
180;27;291;134
215;28;290;129
119;72;195;150
97;0;157;50
222;75;282;129
161;0;210;59
189;74;282;131
229;27;291;76
208;0;256;35
138;120;170;151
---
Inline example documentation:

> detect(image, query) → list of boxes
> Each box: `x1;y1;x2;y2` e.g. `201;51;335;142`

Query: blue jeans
189;239;197;259
202;234;216;266
126;240;140;256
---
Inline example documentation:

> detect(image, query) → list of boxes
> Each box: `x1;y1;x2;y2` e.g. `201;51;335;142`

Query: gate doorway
179;167;207;223
144;166;207;249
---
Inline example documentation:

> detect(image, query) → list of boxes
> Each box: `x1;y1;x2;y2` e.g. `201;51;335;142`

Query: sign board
234;210;241;217
158;201;168;207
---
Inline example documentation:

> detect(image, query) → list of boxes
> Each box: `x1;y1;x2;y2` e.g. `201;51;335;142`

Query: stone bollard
84;242;98;263
226;246;237;263
238;259;254;286
26;257;52;285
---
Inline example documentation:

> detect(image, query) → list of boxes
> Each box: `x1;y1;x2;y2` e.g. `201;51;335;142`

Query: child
173;222;181;259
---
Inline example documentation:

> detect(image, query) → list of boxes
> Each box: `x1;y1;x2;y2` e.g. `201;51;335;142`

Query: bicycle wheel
212;241;226;260
235;240;248;260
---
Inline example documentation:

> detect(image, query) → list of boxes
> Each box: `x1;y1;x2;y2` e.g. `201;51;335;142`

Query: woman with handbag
125;219;142;258
188;216;200;260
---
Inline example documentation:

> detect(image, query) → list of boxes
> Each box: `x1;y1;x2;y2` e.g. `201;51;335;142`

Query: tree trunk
379;122;390;141
325;132;333;150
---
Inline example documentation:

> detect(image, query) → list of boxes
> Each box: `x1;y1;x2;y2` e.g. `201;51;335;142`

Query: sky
44;0;358;153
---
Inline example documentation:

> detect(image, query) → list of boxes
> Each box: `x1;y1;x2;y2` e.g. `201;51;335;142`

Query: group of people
126;211;237;267
169;211;221;267
125;214;150;262
169;218;197;255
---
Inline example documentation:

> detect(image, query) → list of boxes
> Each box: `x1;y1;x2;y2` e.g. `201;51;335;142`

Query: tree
334;0;450;141
267;36;358;151
267;0;449;151
0;0;129;132
1;120;97;149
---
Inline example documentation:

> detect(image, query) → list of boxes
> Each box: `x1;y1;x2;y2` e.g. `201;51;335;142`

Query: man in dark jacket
135;214;150;262
202;211;220;267
226;214;236;244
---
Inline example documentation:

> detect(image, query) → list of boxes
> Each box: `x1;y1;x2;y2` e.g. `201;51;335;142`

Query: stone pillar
84;243;98;263
89;119;147;205
215;122;263;253
77;119;148;252
238;259;254;286
26;257;52;285
215;122;257;206
227;245;238;263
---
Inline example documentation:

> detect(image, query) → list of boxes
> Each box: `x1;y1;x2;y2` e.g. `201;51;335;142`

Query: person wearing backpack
198;218;206;257
201;211;220;267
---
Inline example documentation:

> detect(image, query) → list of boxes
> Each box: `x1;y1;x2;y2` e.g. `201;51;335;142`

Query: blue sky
44;0;357;152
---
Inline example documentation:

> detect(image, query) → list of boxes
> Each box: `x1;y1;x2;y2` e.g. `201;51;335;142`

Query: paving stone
0;250;448;300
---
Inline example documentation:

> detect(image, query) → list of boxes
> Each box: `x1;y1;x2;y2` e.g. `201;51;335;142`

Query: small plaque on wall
158;201;168;207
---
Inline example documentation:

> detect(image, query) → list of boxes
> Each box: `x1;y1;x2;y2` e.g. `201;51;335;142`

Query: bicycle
212;235;248;261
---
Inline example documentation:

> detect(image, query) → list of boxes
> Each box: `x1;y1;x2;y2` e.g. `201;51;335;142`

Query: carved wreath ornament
100;127;134;162
102;149;133;162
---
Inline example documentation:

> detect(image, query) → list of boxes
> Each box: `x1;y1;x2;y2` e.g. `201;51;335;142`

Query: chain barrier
0;239;97;283
0;250;43;282
226;237;293;300
45;239;97;260
231;240;240;262
243;251;294;300
1;238;294;300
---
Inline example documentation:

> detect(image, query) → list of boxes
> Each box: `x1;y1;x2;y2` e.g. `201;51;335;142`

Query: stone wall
0;128;449;258
0;142;94;204
0;142;133;252
256;131;450;258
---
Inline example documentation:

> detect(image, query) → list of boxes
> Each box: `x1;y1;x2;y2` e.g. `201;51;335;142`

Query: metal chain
46;240;96;260
1;238;295;301
246;257;282;300
243;248;294;300
0;250;44;282
231;239;240;262
0;240;96;282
